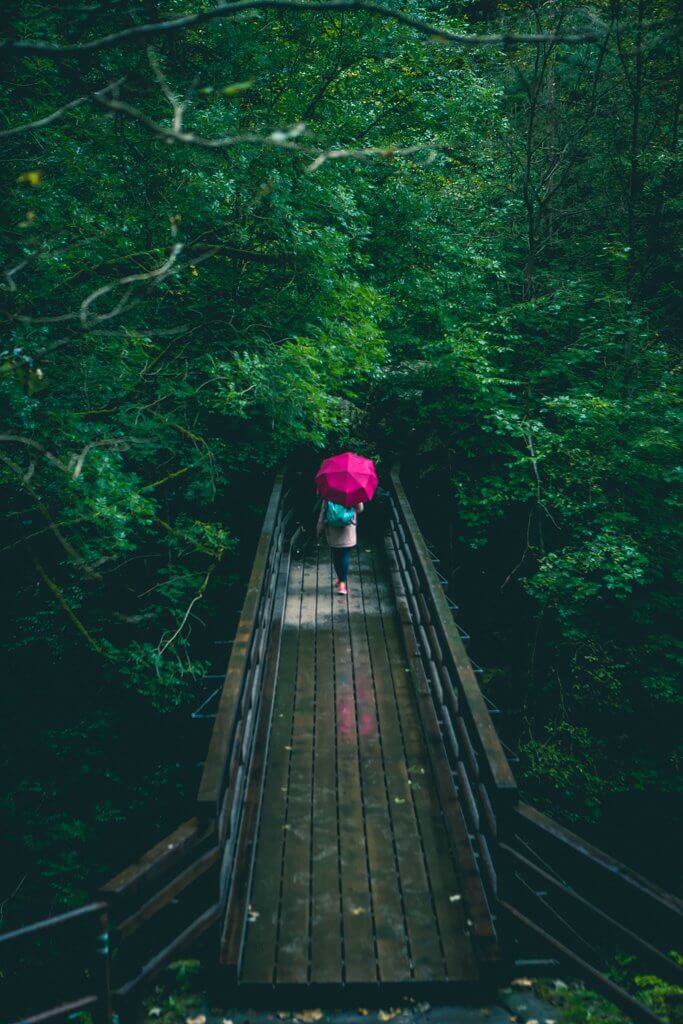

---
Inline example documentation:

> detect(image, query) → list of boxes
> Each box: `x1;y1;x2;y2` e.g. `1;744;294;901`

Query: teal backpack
325;500;355;527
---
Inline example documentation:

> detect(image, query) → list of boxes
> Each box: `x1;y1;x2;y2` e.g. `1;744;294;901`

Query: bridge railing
100;472;291;1013
1;472;293;1024
386;466;518;968
387;465;683;1024
500;803;683;1024
0;901;111;1024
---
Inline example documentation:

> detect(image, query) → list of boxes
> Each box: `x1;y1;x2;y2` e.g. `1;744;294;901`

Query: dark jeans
332;546;351;583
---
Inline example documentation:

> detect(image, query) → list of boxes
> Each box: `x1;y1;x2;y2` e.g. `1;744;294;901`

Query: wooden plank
332;561;377;984
113;902;220;1001
0;902;108;949
346;557;411;983
239;557;304;983
3;903;111;1024
8;995;100;1024
276;556;318;982
101;821;212;915
117;847;219;941
355;549;446;983
310;554;343;984
361;547;478;983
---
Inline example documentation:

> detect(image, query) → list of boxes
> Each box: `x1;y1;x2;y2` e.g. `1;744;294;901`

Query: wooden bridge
2;468;682;1023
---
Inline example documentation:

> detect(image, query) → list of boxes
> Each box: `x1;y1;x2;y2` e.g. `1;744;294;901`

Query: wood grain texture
238;541;480;988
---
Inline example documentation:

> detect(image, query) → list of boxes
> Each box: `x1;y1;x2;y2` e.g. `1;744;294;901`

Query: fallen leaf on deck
277;1014;290;1020
284;745;293;750
223;1019;234;1024
148;1010;162;1019
247;908;260;922
449;893;462;901
378;1010;400;1021
511;977;533;989
394;797;406;804
351;906;364;915
295;1011;323;1023
186;1017;206;1024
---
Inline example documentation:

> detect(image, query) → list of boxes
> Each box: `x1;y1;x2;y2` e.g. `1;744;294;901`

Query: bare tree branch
0;450;101;578
35;560;107;655
0;434;72;474
156;563;217;656
79;238;184;326
94;93;438;167
0;0;618;62
147;49;199;133
0;78;125;138
0;434;146;478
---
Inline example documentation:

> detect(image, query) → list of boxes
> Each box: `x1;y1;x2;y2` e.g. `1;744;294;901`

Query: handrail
502;802;683;1017
499;902;665;1024
389;466;517;805
0;901;111;1024
509;803;683;951
198;473;286;818
386;465;518;953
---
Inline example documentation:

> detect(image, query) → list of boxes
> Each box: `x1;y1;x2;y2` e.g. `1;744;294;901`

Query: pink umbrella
315;451;378;507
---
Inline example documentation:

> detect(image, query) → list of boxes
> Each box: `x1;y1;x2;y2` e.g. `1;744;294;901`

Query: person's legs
331;546;344;582
331;546;351;590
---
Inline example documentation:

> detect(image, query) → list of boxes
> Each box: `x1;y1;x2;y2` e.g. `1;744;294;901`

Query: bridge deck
235;541;478;991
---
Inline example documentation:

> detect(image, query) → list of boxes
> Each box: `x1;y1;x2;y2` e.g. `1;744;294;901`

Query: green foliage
534;962;683;1024
0;0;680;924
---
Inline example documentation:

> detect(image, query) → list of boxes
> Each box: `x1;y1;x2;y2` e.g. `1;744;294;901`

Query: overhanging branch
1;0;616;61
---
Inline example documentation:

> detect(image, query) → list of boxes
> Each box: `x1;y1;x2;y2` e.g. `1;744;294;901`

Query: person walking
314;451;377;595
316;498;364;595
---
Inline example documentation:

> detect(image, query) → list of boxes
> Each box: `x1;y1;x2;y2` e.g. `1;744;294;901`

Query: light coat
316;500;364;548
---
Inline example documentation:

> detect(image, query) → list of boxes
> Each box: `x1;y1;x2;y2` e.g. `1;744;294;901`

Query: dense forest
1;0;681;951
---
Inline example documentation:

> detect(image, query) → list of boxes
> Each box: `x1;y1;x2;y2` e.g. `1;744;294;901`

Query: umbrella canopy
315;452;378;507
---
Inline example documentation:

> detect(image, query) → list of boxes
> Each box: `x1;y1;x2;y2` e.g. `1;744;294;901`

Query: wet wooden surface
237;543;478;988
